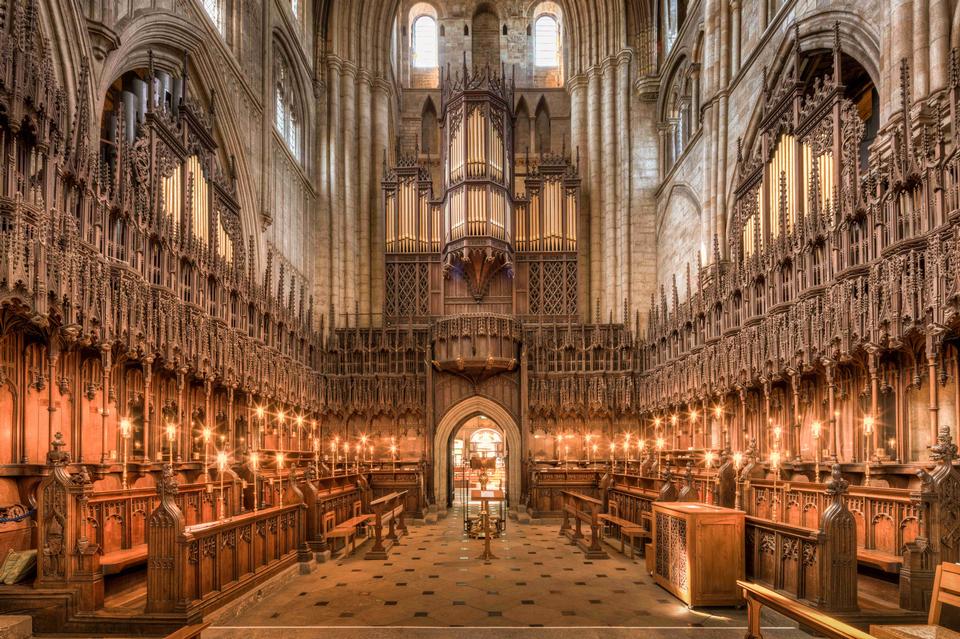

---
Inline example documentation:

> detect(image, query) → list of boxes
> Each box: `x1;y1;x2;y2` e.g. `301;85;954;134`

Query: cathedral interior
2;0;960;637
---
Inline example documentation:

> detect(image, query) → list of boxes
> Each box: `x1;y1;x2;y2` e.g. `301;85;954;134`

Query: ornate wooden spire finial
825;464;849;498
47;432;69;466
931;423;957;465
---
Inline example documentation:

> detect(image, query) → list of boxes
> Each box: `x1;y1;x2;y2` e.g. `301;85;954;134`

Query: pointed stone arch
433;396;521;511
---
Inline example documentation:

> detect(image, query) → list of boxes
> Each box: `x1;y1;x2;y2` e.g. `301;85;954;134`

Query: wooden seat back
930;562;960;625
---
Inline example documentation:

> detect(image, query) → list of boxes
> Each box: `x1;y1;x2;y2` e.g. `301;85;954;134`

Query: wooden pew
559;491;608;559
871;562;960;638
325;514;375;558
739;580;873;639
364;491;407;560
598;513;649;558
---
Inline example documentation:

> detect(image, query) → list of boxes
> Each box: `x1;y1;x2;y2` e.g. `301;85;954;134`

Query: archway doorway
433;396;522;513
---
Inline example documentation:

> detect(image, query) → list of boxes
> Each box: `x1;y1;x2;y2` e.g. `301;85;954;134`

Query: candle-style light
277;452;285;507
217;450;228;519
250;451;260;512
705;450;716;502
656;436;665;476
585;433;594;464
165;423;177;464
119;418;131;490
863;415;875;480
770;450;782;522
202;425;212;483
811;420;822;482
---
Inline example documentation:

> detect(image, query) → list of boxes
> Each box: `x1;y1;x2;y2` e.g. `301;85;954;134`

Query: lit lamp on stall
255;405;265;449
296;414;305;450
343;441;350;473
585;433;594;464
250;451;260;512
888;438;897;462
863;415;875;480
119;418;131;490
165;422;177;464
276;410;286;451
312;436;321;476
217;450;228;520
202;426;212;484
557;433;565;463
390;441;398;471
670;413;678;448
714;405;724;447
332;435;340;474
360;434;369;466
704;451;716;502
623;432;631;465
811;420;822;482
656;437;665;476
770;450;782;522
276;452;285;507
690;410;699;449
355;442;361;473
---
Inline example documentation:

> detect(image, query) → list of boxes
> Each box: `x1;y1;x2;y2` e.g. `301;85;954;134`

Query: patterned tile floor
209;506;808;637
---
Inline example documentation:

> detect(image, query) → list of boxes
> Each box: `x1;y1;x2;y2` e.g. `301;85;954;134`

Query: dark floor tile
384;601;397;606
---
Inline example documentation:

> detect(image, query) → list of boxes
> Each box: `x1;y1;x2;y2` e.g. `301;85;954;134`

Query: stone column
371;78;391;321
616;52;632;314
601;59;616;317
890;0;914;112
587;68;602;315
568;74;589;319
913;0;929;99
341;63;359;319
327;59;344;315
929;0;950;93
357;71;372;325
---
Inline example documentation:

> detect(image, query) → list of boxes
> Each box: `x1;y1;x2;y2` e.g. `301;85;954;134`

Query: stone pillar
568;74;589;319
341;64;359;319
357;71;372;325
328;59;344;315
890;0;914;112
601;60;616;317
616;52;631;314
913;0;929;99
371;78;391;321
929;0;950;93
587;68;602;317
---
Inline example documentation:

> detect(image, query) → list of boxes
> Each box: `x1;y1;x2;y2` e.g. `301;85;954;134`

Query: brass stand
477;498;497;561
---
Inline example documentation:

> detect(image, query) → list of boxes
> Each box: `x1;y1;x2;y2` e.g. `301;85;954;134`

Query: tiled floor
209;507;808;637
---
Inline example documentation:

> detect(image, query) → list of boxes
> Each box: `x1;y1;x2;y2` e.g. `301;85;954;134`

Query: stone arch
433;396;522;511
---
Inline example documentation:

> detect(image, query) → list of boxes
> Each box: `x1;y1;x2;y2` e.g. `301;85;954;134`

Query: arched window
534;15;560;67
274;54;302;161
412;15;439;68
201;0;225;34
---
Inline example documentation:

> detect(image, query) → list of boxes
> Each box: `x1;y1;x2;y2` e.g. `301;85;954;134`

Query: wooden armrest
101;545;149;576
857;549;903;573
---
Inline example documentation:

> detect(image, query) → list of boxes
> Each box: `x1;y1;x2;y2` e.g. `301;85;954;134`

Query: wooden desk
652;502;744;607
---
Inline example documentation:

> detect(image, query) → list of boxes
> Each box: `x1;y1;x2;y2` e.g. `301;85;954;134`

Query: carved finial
159;463;179;499
931;423;957;464
825;464;849;497
623;297;628;324
736;137;743;163
47;432;69;466
595;297;600;324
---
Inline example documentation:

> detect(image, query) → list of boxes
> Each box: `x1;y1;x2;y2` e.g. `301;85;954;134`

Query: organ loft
2;0;960;637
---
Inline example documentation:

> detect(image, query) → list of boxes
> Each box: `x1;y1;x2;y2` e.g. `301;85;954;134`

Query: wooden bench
101;544;148;576
597;514;650;558
871;562;960;638
365;491;408;560
857;548;904;574
559;491;608;560
739;580;873;639
326;514;375;558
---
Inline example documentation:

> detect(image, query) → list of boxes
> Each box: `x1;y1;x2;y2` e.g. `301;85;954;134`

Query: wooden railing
87;475;240;562
527;469;604;517
739;581;873;639
559;491;607;559
146;467;307;620
368;468;427;517
300;471;361;553
366;491;407;560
